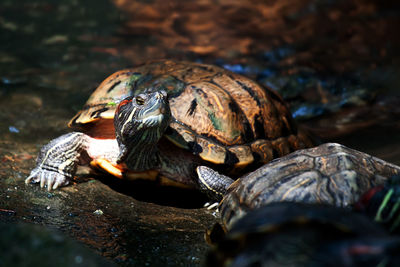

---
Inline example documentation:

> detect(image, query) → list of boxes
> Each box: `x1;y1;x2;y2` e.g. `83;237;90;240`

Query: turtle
197;142;400;229
355;175;400;234
25;60;314;191
206;202;400;267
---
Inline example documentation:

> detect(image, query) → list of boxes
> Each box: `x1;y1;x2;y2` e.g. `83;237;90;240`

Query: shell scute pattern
233;75;287;139
250;140;274;163
226;146;253;167
170;81;245;145
220;143;400;229
69;70;135;127
196;137;226;164
211;74;262;135
69;60;313;170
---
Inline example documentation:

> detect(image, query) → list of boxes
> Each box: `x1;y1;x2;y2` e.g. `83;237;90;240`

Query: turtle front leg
196;166;235;201
26;132;89;190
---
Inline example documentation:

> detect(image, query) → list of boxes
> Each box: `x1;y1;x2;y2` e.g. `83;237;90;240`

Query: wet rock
0;222;116;267
0;147;217;265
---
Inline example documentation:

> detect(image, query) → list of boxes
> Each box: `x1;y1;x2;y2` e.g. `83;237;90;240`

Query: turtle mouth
140;105;165;120
143;106;166;118
141;113;165;126
139;105;169;128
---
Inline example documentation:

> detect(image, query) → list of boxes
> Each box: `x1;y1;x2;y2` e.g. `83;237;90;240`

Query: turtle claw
40;174;46;188
25;171;39;184
204;202;220;210
52;180;61;190
25;168;70;190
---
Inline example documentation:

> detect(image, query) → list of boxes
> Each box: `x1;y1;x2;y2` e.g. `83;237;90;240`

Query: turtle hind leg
25;132;89;190
196;166;234;202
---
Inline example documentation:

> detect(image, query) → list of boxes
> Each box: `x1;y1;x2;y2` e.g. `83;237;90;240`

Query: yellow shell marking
281;177;312;201
90;159;123;178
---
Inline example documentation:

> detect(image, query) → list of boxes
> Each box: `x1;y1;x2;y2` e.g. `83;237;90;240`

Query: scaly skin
26;132;89;190
26;90;173;190
196;166;234;201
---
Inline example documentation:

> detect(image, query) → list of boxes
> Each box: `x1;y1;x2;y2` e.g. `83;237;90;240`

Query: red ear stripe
116;98;133;113
354;185;384;211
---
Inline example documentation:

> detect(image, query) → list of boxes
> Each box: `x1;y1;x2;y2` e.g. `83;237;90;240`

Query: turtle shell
69;60;313;171
207;202;396;267
220;143;400;229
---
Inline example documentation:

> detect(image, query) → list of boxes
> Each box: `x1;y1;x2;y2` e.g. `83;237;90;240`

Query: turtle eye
135;95;146;105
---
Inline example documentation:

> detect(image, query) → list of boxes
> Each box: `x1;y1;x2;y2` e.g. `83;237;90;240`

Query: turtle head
354;175;400;234
114;90;171;170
